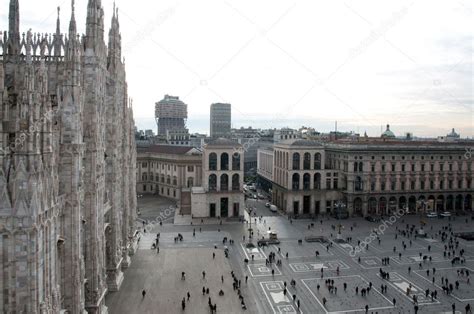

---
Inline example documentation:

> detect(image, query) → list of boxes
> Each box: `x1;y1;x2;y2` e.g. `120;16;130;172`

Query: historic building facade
136;139;245;218
259;138;473;217
136;145;203;199
270;139;341;216
0;1;138;313
191;138;245;218
256;147;273;192
326;140;473;216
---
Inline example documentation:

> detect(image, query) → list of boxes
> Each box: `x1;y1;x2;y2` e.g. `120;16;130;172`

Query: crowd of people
139;208;474;313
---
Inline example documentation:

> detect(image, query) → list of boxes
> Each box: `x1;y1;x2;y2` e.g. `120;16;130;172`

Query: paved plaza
106;248;246;314
106;197;474;313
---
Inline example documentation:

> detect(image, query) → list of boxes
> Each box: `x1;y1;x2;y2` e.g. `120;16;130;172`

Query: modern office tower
210;103;231;138
155;95;188;136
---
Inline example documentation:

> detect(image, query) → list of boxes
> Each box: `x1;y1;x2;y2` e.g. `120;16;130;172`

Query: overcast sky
1;0;472;137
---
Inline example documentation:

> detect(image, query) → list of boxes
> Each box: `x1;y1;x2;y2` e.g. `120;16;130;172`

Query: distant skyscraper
155;95;188;136
210;103;231;138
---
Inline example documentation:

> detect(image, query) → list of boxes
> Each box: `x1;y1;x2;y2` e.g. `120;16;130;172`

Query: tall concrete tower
155;95;188;136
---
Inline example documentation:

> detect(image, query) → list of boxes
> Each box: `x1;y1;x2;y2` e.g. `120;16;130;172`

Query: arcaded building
259;136;473;217
0;1;138;313
191;138;244;218
326;139;473;216
271;139;341;216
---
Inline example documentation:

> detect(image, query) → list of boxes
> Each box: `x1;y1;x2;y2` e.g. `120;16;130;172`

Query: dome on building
381;124;395;138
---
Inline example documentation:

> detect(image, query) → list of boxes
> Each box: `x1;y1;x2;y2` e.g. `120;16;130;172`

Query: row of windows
208;174;240;191
368;155;464;161
331;154;465;161
141;162;195;173
364;179;472;192
275;152;322;170
141;176;195;188
352;161;470;173
140;173;179;185
209;152;241;171
290;173;339;190
142;185;177;197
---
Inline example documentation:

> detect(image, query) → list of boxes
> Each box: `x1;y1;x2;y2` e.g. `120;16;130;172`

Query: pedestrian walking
142;290;146;298
187;291;190;301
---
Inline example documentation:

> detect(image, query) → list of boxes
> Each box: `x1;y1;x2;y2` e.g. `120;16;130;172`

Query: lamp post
335;200;346;221
248;208;253;242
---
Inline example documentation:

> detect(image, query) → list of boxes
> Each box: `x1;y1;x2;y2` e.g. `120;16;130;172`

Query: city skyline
1;1;473;313
1;0;471;137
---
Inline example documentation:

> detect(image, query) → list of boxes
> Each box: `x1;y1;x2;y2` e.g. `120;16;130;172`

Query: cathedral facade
0;0;138;313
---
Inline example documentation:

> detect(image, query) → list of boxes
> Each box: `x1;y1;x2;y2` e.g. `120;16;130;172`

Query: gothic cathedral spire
69;0;77;36
86;0;105;50
65;0;81;86
53;6;62;57
107;1;121;71
8;0;20;55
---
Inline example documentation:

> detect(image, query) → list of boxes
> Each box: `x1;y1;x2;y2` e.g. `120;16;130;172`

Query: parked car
257;193;265;199
426;211;437;218
269;205;278;212
439;211;452;218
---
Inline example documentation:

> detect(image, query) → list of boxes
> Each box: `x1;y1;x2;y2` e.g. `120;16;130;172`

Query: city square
106;196;474;313
1;0;472;312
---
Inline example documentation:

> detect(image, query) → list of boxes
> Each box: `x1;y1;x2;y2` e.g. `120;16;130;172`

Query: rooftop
276;138;324;148
137;145;199;155
205;138;242;148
